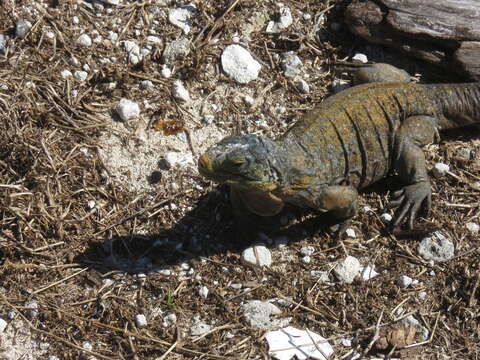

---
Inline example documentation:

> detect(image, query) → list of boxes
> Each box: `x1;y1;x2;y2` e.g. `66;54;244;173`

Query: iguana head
198;135;281;192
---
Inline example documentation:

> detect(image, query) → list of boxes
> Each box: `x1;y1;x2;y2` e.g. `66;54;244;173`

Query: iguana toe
389;182;431;229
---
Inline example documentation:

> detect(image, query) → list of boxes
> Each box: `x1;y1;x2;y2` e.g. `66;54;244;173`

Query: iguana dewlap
198;80;480;240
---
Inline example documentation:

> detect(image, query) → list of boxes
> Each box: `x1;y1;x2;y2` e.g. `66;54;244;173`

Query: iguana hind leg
389;115;440;229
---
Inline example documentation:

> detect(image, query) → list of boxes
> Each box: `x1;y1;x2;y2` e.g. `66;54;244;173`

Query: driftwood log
345;0;480;80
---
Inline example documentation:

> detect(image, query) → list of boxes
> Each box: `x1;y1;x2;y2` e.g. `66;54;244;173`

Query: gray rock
241;244;272;268
16;19;32;39
0;34;8;54
221;45;261;84
418;231;454;262
401;315;429;341
281;52;303;78
299;246;315;257
74;70;88;81
241;300;290;330
466;222;479;234
333;256;361;284
295;78;310;93
397;275;413;288
432;162;450;178
161;38;190;64
77;33;92;47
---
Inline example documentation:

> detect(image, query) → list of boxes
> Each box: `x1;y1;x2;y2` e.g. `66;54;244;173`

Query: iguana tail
431;82;480;130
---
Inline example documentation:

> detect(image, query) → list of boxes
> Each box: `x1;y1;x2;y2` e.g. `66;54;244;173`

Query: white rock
168;4;196;34
303;13;312;20
333;256;361;284
380;213;392;223
295;79;310;93
74;70;88;81
102;0;120;4
310;270;331;283
45;31;55;39
398;275;413;288
401;315;429;341
163;313;177;327
281;52;303;78
432;162;450;178
352;53;368;63
0;318;7;333
466;222;479;234
299;246;315;257
16;19;32;39
418;291;427;299
266;326;334;360
161;66;172;78
135;314;147;328
243;95;255;105
190;318;211;336
241;300;290;330
360;265;379;281
172;80;190;102
82;342;93;351
82;64;90;72
77;33;92;47
47;356;59;360
266;7;293;33
72;16;80;24
146;35;161;46
198;285;209;299
202;114;214;124
302;256;311;264
61;70;72;79
87;200;96;209
140;80;153;89
345;228;356;238
241;244;272;268
418;231;454;262
221;45;262;84
115;98;140;121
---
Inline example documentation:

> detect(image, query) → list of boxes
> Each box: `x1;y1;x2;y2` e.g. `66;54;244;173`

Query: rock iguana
198;79;480;241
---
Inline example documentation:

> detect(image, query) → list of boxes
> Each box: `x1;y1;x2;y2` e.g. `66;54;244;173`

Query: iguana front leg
389;115;440;229
311;185;359;236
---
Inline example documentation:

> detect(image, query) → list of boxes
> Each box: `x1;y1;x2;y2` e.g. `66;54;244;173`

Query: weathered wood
345;0;480;80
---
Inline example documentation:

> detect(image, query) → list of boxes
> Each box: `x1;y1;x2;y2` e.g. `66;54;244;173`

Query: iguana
198;76;480;241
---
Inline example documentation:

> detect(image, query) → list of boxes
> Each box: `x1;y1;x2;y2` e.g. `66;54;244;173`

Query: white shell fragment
266;326;334;360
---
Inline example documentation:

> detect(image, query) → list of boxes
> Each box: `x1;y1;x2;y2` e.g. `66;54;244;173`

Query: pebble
77;33;92;47
456;147;473;160
115;98;140;121
168;3;196;34
146;35;161;46
161;66;172;78
162;313;177;327
345;228;356;238
172;80;190;102
401;315;429;341
240;300;290;330
398;275;413;288
25;300;39;319
74;70;88;81
0;318;6;333
299;246;315;257
161;38;190;64
180;262;191;270
380;213;392;223
202;114;214;124
135;314;147;328
265;7;293;33
274;236;288;248
466;222;479;234
243;95;255;105
72;16;80;24
0;34;7;54
302;256;311;264
281;52;303;78
82;341;93;351
360;265;379;281
198;285;209;299
102;0;120;4
352;53;368;63
221;45;262;84
61;70;73;79
122;40;141;64
418;291;427;299
418;231;454;262
332;79;350;93
241;244;272;268
87;200;96;210
295;78;310;93
140;80;153;89
333;256;361;284
16;19;32;39
432;162;450;178
47;356;59;360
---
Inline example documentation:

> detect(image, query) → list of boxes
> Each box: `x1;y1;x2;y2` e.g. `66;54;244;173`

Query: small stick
32;268;88;295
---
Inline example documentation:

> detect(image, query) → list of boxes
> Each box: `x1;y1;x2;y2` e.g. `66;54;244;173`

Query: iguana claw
388;181;432;229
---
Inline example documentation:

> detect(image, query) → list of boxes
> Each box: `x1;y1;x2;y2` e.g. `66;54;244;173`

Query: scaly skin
198;81;480;242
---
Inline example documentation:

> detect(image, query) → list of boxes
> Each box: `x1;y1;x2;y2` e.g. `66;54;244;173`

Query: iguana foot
388;181;431;229
328;218;352;239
